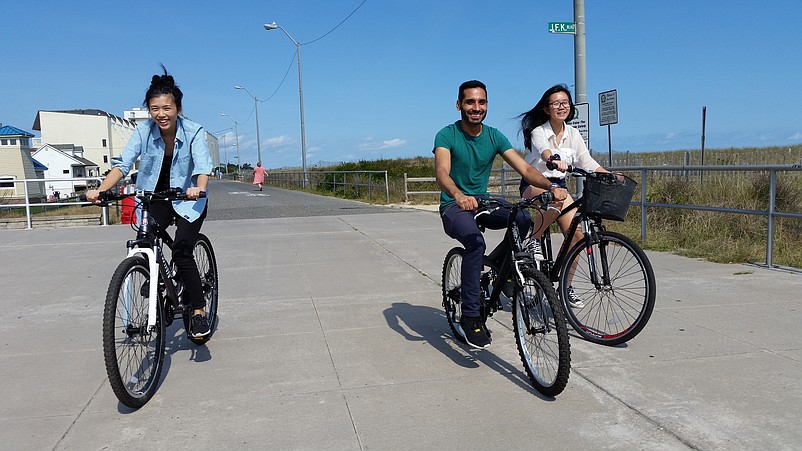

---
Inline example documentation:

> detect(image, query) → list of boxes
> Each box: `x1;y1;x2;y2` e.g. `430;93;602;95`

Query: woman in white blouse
518;84;612;307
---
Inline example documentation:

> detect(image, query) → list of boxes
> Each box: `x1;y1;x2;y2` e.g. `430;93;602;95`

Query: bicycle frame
539;187;611;290
480;201;541;308
123;192;183;332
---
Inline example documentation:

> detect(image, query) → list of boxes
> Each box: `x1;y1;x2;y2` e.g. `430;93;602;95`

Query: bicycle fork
581;222;613;290
127;247;160;332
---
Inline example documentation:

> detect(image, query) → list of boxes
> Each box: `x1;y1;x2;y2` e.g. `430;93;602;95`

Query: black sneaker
458;316;491;349
190;314;211;338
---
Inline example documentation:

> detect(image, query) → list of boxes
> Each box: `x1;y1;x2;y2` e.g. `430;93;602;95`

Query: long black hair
518;84;575;150
143;64;183;111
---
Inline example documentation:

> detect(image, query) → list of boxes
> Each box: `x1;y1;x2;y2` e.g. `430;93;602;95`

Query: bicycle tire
442;247;466;344
102;256;165;408
186;233;219;345
559;231;656;346
512;266;571;396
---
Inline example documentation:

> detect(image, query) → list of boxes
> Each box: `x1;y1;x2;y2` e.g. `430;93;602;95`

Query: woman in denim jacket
88;66;214;337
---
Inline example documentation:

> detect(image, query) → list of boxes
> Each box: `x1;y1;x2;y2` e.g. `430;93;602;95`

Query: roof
33;143;99;167
32;109;135;131
0;125;35;137
32;158;48;171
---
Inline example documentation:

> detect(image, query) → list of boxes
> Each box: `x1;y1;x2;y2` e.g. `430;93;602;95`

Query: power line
302;0;368;46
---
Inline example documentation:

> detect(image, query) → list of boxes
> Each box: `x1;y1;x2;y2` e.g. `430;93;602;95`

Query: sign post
567;102;590;146
598;89;618;166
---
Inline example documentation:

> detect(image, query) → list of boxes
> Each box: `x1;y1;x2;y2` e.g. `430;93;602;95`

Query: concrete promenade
1;207;801;450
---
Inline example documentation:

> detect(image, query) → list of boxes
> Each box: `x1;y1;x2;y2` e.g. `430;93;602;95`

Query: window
1;139;7;145
102;139;107;147
20;138;29;147
10;139;16;145
0;176;15;189
63;170;70;174
103;155;109;163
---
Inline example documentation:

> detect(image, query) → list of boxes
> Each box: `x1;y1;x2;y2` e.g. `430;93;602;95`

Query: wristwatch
548;183;560;191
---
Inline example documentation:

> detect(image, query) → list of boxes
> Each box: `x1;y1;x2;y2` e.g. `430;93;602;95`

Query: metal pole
701;105;707;183
296;42;308;188
234;122;241;179
573;0;587;104
222;134;228;174
254;99;262;165
767;169;776;267
641;168;647;242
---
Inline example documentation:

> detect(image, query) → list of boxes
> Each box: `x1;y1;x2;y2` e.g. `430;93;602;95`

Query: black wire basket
582;174;637;221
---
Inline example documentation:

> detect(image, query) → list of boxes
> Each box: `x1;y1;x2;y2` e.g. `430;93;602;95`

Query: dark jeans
149;201;208;310
440;199;531;317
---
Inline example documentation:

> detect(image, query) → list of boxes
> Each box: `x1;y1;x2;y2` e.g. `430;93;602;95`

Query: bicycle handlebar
475;190;555;215
545;161;619;183
80;188;206;206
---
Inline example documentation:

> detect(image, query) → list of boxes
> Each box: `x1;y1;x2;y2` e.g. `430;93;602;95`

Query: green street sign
548;22;575;34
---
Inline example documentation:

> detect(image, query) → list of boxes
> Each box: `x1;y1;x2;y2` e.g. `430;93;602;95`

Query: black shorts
519;177;567;197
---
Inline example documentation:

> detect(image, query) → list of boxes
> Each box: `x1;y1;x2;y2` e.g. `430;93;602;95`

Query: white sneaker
566;286;585;309
524;238;545;261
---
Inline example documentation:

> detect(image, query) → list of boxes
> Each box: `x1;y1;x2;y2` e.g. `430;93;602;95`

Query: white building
32;144;100;197
33;109;136;175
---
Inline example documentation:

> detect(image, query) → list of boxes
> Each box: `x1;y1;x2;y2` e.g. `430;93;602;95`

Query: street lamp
264;21;308;187
220;112;241;179
234;85;263;165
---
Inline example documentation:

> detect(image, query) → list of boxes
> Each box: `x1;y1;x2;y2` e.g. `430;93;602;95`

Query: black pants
149;201;208;310
440;198;531;317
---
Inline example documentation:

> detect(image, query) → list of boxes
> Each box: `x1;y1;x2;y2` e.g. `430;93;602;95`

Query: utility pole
574;0;587;104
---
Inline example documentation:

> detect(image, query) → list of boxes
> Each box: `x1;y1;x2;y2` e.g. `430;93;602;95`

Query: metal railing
403;164;802;268
616;164;802;268
267;170;390;204
0;176;115;229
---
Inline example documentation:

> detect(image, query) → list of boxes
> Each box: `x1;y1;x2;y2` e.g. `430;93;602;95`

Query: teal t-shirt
433;121;512;208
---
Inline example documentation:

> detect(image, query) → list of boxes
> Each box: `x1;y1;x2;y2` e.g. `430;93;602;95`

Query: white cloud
379;138;406;149
787;132;802;141
357;138;407;151
265;135;294;146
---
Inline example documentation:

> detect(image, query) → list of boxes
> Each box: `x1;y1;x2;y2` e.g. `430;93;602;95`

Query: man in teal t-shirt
433;80;567;349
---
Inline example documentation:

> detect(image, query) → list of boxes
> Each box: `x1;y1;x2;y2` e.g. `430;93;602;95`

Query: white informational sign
567;102;590;146
599;89;618;126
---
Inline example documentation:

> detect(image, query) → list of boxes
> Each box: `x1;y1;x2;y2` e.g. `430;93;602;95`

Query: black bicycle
531;166;656;346
442;192;571;396
88;188;219;408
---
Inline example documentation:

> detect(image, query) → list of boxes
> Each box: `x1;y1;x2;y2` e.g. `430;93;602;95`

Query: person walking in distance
253;161;268;191
433;80;568;349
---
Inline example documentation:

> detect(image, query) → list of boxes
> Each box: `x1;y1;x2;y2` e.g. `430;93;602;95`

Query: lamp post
264;21;308;187
220;112;241;179
234;85;263;165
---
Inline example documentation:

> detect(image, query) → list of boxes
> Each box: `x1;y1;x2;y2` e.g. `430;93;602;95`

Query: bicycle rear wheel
442;247;466;343
513;266;570;396
560;231;656;346
187;233;219;345
102;256;165;408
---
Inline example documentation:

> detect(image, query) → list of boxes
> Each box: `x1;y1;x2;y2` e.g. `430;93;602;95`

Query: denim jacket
115;117;213;222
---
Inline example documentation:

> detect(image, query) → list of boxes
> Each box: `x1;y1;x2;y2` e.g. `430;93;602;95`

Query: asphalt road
205;180;397;220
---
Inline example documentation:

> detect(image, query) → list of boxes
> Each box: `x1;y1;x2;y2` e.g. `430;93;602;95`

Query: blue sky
2;1;801;169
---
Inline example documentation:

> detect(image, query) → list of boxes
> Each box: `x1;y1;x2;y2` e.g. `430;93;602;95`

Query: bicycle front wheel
442;247;466;344
560;231;656;346
188;233;219;345
102;256;165;408
513;266;571;396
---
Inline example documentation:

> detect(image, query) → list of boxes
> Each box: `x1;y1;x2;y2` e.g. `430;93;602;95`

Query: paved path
1;205;801;450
